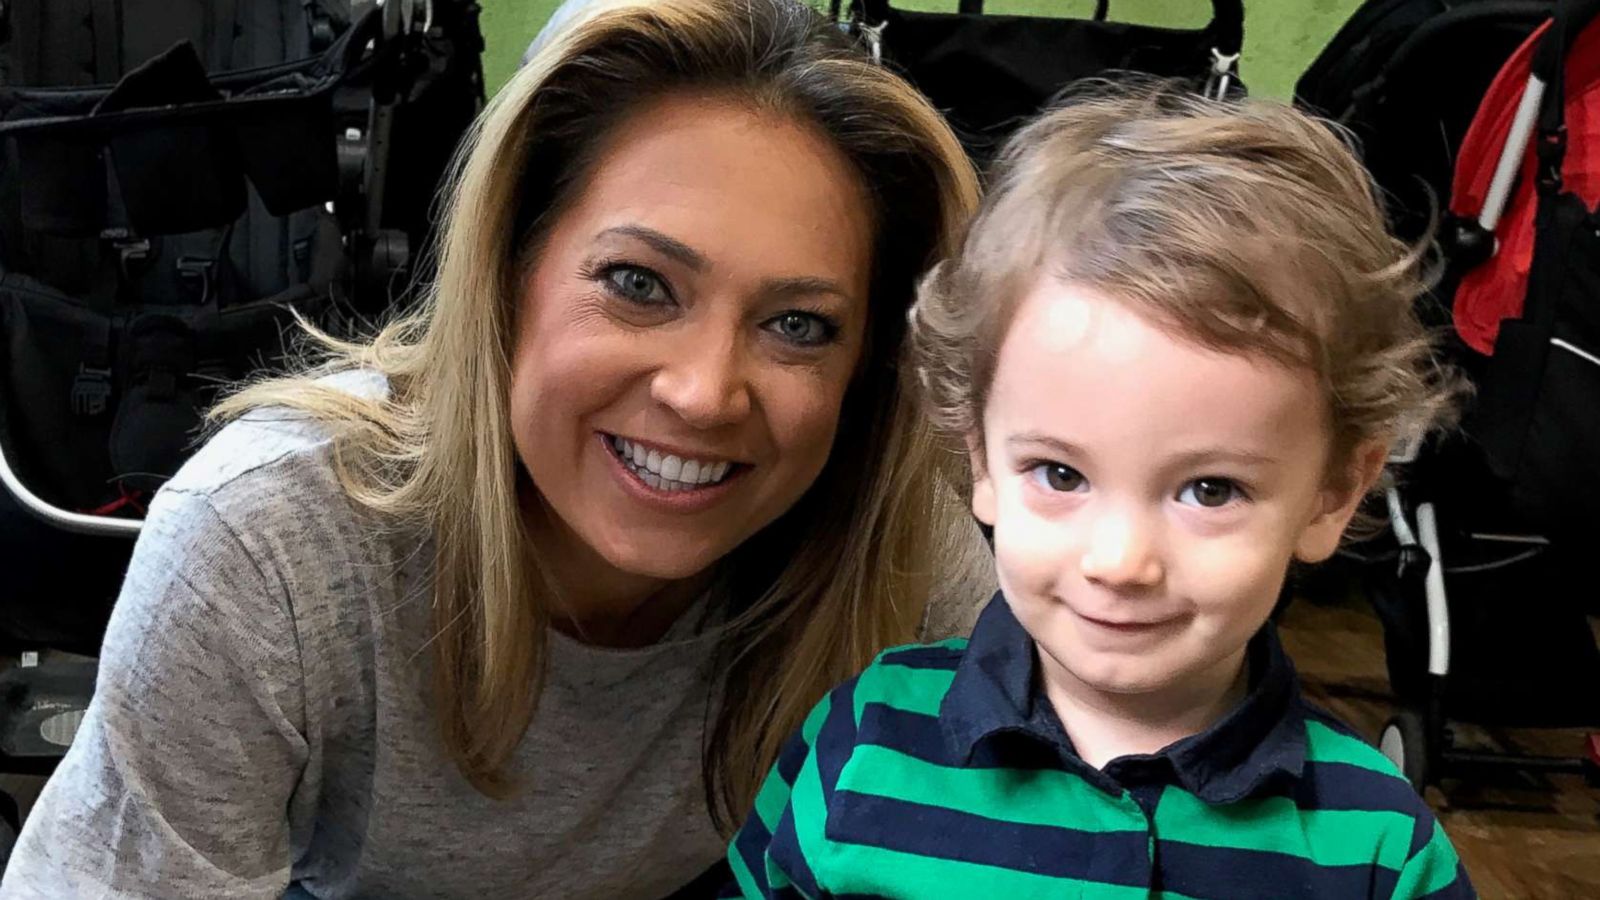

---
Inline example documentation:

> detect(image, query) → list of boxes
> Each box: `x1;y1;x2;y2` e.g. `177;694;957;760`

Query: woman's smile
599;432;750;512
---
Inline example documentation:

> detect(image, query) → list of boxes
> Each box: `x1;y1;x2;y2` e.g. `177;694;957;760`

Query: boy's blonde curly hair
911;81;1462;503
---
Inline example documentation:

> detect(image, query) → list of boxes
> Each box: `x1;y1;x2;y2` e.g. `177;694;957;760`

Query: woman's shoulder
150;368;418;598
128;366;423;685
163;369;388;501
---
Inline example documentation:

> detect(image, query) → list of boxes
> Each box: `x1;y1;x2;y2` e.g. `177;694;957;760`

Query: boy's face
971;279;1379;701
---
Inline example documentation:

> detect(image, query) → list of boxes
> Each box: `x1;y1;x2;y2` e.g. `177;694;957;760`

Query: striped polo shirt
724;593;1474;899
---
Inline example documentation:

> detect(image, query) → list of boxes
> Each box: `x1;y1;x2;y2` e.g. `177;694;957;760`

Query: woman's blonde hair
210;0;977;829
913;82;1460;504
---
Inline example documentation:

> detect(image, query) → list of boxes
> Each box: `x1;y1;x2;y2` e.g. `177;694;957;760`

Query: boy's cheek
1171;531;1292;621
990;494;1074;591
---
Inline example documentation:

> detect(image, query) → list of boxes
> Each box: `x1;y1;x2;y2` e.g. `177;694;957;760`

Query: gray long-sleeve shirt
0;374;994;899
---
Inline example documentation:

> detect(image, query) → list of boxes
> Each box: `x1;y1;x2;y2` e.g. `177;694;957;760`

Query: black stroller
1299;0;1600;793
831;0;1245;167
0;0;483;806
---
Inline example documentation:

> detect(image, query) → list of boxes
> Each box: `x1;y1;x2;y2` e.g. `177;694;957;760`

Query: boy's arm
1390;814;1475;899
723;678;862;899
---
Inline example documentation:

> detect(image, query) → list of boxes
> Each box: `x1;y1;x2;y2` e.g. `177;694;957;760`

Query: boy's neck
1038;645;1251;771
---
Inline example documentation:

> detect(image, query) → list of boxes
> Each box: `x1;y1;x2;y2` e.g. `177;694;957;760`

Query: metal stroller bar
0;442;144;538
1479;77;1545;233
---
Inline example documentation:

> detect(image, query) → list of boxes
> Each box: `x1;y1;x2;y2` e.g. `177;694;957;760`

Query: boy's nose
1079;508;1164;589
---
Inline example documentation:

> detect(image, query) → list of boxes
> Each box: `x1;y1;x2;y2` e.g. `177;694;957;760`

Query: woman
0;0;990;897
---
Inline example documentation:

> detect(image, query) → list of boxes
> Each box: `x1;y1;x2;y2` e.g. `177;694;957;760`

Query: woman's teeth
610;435;733;492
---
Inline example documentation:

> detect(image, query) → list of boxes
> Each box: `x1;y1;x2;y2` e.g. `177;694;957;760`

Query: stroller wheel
1380;710;1430;793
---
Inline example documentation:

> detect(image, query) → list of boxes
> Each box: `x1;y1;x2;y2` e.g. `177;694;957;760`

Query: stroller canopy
1450;14;1600;354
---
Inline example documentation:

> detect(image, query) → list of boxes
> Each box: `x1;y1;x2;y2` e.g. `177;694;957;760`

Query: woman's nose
649;325;753;429
1078;505;1165;589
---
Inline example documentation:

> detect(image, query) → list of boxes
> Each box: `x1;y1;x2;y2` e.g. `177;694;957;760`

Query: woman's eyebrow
760;275;853;302
602;224;854;303
598;225;707;272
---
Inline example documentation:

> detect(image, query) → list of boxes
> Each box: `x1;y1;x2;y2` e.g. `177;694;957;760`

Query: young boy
722;85;1474;899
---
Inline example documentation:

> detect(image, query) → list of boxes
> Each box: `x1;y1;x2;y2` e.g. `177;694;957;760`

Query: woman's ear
1294;439;1390;564
969;432;997;527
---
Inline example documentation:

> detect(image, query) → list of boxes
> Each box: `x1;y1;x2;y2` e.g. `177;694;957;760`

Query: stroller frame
1377;467;1600;791
1374;0;1600;792
0;0;458;775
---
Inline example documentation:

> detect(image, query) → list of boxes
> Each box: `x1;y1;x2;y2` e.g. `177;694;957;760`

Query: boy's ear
1294;439;1389;564
968;433;997;527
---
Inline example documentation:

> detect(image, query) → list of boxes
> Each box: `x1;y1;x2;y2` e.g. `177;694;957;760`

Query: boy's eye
1178;477;1243;508
1032;463;1087;493
603;265;671;305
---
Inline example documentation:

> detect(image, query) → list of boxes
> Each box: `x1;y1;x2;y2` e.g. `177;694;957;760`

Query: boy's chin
1042;641;1222;698
1063;661;1189;697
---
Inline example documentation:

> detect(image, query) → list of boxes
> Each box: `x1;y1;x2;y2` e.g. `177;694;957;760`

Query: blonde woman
0;1;991;897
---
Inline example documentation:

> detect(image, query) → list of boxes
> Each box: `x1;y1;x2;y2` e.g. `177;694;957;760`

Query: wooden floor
1280;593;1600;900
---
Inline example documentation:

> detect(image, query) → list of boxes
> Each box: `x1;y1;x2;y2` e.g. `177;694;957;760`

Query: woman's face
509;92;874;586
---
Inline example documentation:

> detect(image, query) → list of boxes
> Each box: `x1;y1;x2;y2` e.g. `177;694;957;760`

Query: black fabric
1358;522;1600;726
659;860;732;900
14;133;107;238
102;43;247;235
1463;0;1600;530
2;18;368;238
0;0;353;89
1294;0;1551;244
1469;193;1600;528
0;3;482;653
845;0;1244;166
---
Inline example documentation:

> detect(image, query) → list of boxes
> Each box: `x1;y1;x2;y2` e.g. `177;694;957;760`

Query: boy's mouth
1076;613;1182;633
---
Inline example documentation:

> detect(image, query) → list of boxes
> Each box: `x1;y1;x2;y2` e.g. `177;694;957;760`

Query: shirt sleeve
0;487;308;900
1390;813;1476;899
723;677;863;899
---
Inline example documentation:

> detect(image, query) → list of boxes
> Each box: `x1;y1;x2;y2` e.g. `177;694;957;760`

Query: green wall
477;0;1366;101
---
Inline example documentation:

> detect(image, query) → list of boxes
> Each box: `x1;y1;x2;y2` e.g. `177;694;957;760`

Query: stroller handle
0;439;143;538
847;0;1246;54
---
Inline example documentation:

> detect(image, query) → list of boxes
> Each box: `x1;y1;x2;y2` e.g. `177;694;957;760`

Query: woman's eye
1178;477;1243;508
764;312;837;347
602;265;671;305
1031;463;1087;493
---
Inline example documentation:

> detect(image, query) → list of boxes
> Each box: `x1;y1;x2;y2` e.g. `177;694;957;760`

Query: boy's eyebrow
1005;434;1279;468
1006;433;1084;456
1163;447;1281;468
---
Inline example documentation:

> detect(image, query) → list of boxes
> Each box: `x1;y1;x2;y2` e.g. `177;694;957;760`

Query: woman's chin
593;537;728;583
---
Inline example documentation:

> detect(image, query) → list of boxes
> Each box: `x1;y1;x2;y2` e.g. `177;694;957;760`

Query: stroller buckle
70;365;113;417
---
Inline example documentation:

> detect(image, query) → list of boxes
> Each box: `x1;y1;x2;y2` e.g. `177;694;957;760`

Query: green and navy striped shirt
724;594;1473;899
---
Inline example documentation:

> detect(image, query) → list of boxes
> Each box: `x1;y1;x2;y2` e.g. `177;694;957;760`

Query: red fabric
1450;18;1600;354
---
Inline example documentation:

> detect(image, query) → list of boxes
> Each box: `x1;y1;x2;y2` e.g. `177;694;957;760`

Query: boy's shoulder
858;638;969;691
828;638;969;730
872;637;970;669
1294;702;1435;818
